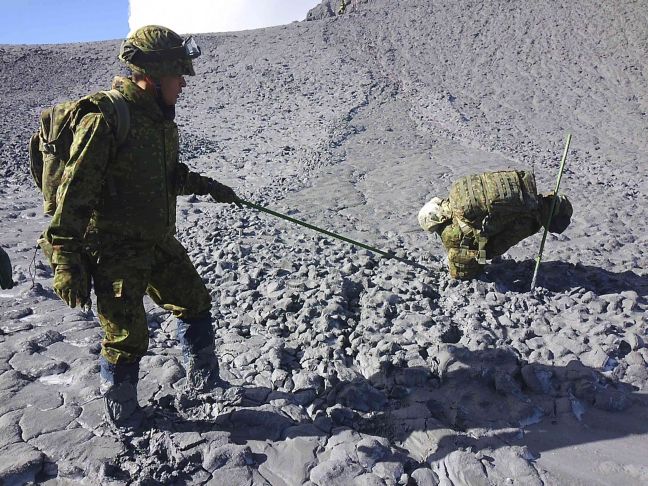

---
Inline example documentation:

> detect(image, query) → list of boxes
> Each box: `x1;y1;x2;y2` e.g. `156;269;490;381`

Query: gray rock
623;333;645;351
624;364;648;385
488;447;543;486
306;0;335;21
336;381;387;412
228;406;295;442
579;346;610;369
440;450;489;486
175;431;205;451
0;441;44;485
411;467;440;486
4;307;33;320
356;437;391;469
521;365;555;395
0;410;23;450
30;428;123;478
41;341;95;364
206;465;253;486
0;320;33;334
330;441;359;463
77;398;105;431
203;443;253;473
293;371;325;394
309;459;364;486
8;351;68;379
258;437;320;486
372;460;404;483
19;404;79;440
20;329;64;351
353;472;387;486
1;381;62;416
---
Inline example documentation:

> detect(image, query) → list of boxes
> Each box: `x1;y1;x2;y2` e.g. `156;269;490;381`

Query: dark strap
101;89;130;146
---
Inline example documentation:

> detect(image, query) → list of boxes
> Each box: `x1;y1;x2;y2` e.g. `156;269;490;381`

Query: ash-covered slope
1;1;647;485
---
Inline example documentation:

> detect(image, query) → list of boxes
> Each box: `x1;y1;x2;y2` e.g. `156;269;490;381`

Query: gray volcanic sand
1;0;647;484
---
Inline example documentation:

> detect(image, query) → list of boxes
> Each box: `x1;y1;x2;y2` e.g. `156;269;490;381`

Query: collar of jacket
111;76;167;122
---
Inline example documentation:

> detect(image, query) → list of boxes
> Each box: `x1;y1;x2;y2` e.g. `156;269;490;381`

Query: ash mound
1;0;647;485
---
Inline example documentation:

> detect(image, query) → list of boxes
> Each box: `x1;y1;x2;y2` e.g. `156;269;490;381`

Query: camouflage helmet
541;194;573;234
418;197;452;232
119;25;201;78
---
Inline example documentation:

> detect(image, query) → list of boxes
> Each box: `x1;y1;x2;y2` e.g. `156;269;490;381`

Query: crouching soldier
418;170;572;279
42;25;241;430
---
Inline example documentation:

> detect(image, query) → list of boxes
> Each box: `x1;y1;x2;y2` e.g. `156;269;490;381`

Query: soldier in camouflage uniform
44;25;240;429
418;170;573;279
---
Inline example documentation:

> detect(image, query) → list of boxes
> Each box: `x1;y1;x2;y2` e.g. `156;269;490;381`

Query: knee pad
448;248;484;279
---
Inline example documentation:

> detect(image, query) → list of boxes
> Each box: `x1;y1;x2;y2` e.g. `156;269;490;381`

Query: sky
0;0;319;45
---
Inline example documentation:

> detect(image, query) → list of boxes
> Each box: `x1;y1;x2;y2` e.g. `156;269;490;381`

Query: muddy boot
177;315;221;393
99;357;144;433
175;316;242;418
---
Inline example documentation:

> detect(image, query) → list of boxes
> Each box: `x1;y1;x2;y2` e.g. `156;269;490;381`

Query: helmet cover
119;25;198;77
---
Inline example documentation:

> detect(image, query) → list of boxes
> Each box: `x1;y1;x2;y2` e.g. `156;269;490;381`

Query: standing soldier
418;170;572;279
43;25;240;429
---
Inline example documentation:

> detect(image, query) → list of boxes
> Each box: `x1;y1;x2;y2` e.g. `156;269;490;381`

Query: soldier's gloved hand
209;181;242;208
0;247;14;290
52;251;90;309
53;263;89;309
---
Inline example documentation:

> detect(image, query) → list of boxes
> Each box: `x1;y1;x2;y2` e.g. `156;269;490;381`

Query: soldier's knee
194;285;212;315
447;248;484;279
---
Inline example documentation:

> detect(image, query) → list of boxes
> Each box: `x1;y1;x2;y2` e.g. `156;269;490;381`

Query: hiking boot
177;315;220;393
99;357;144;432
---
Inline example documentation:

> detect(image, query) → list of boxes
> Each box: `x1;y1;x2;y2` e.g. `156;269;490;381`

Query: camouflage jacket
438;214;542;279
46;76;213;261
439;215;542;259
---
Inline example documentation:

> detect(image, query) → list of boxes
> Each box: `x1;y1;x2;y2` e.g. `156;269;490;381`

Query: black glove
209;180;242;208
0;247;14;290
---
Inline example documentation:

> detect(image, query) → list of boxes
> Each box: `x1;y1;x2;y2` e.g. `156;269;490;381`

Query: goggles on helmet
121;35;201;64
182;36;201;59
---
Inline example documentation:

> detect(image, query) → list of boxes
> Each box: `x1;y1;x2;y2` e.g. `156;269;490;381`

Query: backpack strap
100;89;130;147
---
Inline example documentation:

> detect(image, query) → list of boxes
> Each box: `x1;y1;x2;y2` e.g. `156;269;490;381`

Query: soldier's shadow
150;346;648;467
354;346;648;463
485;259;648;297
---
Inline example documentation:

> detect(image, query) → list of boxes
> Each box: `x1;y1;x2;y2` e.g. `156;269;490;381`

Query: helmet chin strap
140;74;176;120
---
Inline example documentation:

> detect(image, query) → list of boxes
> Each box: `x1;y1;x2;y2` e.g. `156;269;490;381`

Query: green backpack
448;170;540;262
29;89;130;216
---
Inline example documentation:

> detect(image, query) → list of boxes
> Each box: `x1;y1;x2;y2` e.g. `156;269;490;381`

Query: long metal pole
530;133;572;290
239;199;430;272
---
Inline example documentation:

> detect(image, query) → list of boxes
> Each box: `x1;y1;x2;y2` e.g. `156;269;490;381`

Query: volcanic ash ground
0;0;647;484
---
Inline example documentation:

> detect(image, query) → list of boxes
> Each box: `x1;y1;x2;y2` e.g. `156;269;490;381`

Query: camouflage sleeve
175;162;213;196
439;222;470;251
45;113;113;258
485;218;542;258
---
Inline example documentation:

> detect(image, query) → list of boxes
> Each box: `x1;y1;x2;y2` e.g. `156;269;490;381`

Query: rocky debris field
1;0;647;485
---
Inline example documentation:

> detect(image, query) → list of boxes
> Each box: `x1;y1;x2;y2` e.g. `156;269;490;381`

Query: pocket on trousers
112;279;124;298
95;278;125;298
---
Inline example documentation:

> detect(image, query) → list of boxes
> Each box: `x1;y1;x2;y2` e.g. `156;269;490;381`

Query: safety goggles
122;35;202;63
182;36;201;59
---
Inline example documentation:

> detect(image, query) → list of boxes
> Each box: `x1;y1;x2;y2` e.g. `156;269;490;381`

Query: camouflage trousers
86;234;212;364
440;222;485;279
